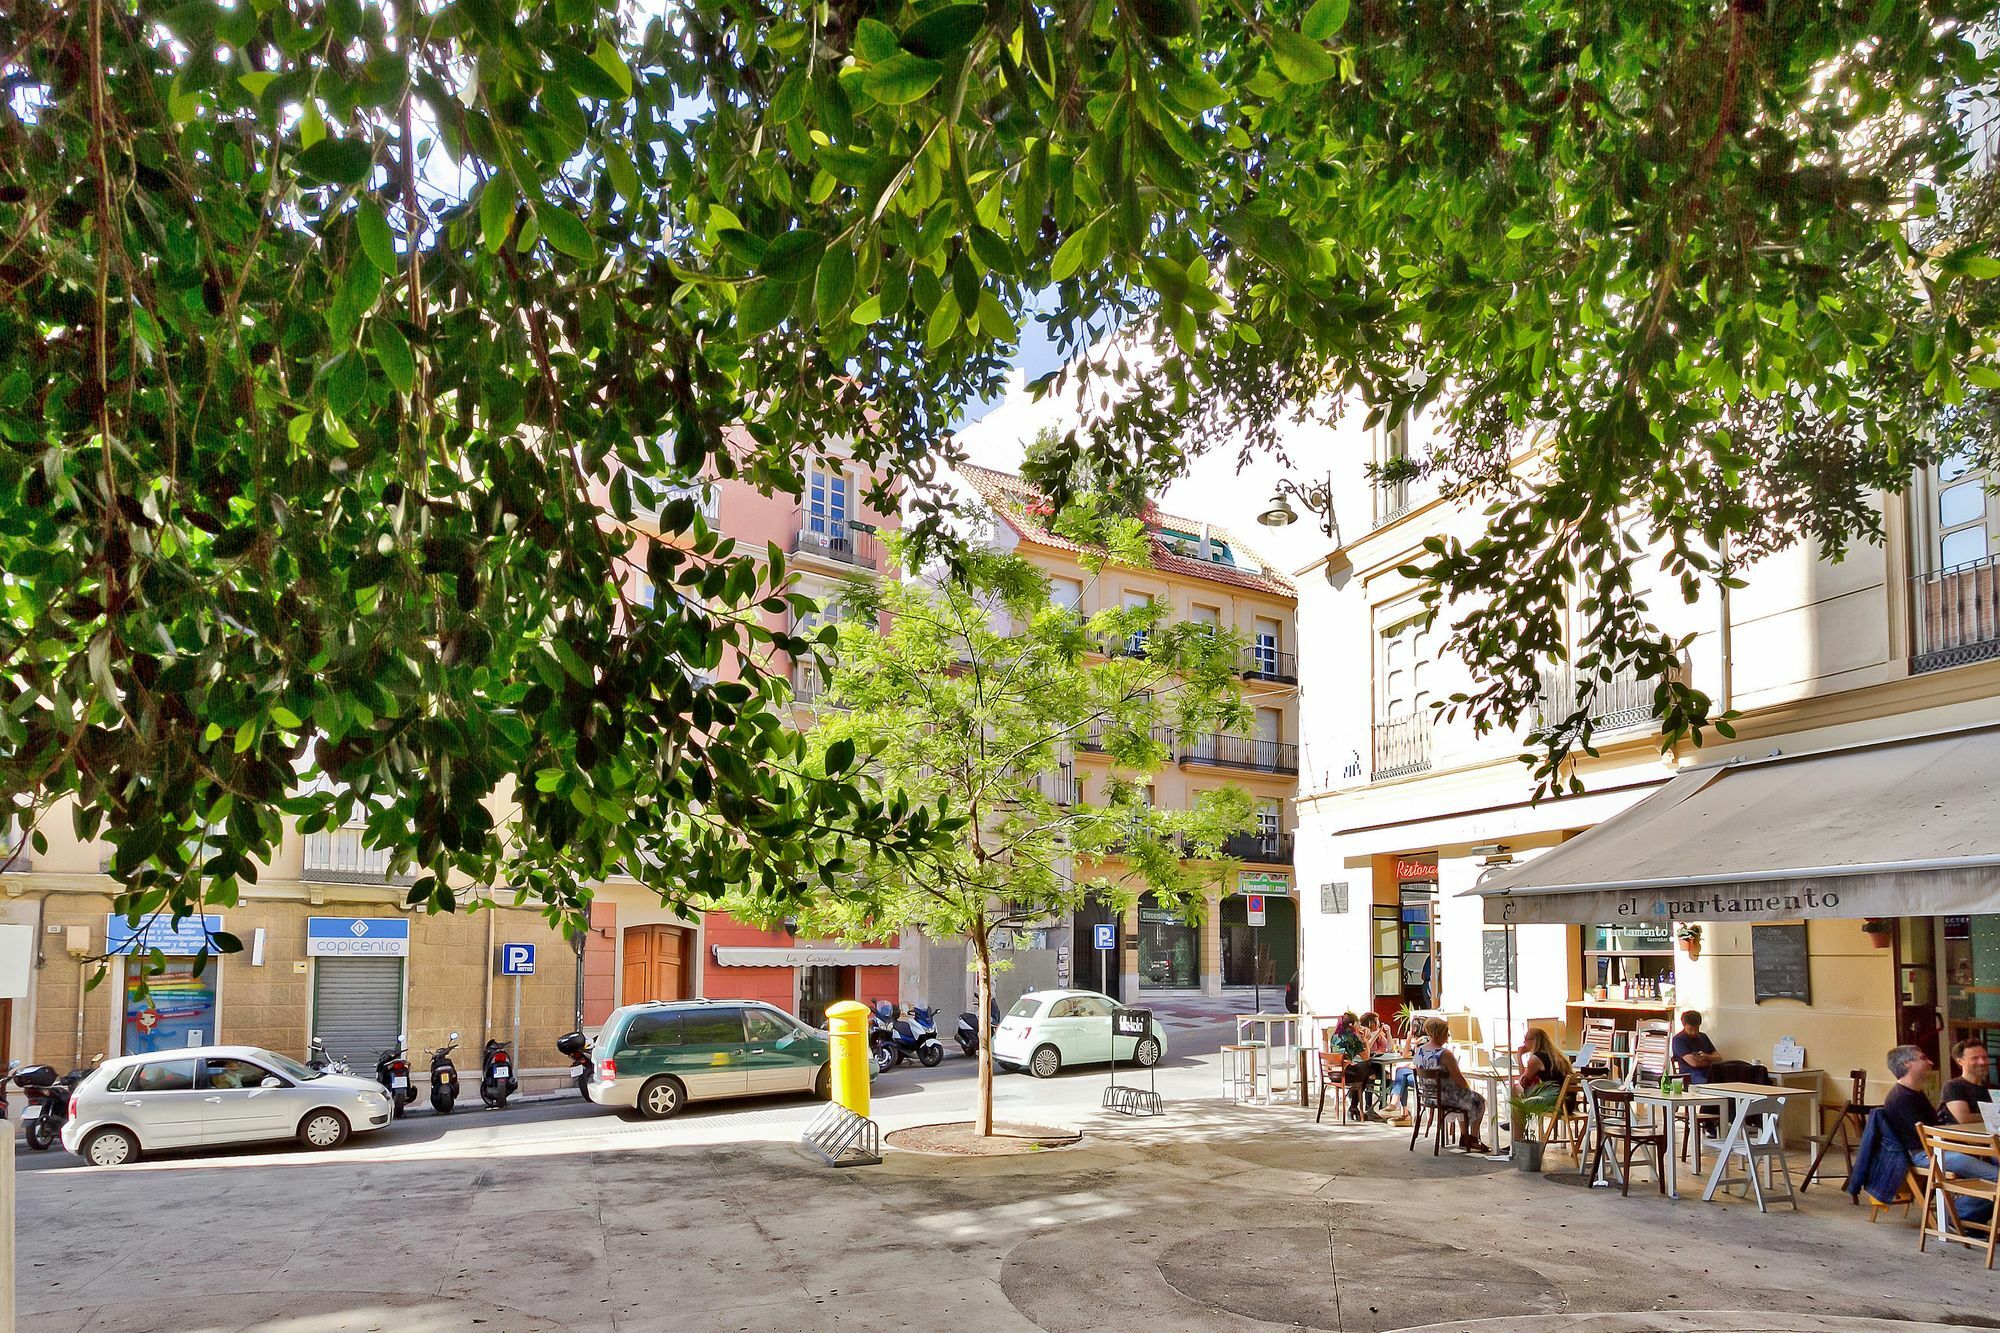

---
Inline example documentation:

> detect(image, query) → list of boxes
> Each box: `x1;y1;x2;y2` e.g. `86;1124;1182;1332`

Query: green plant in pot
1395;1002;1419;1040
1506;1090;1550;1172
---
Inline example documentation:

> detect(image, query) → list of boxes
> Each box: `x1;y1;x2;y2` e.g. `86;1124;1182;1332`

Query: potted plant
1862;919;1894;948
1394;1001;1419;1039
1675;923;1702;961
1506;1091;1547;1172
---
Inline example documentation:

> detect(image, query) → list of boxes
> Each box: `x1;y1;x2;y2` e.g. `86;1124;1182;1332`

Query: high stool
1802;1069;1869;1195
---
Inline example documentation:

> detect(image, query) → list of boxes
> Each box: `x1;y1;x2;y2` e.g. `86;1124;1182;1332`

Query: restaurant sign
1394;858;1438;882
1486;884;1857;927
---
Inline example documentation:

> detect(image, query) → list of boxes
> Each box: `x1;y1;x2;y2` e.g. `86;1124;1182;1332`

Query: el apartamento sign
1487;885;1848;926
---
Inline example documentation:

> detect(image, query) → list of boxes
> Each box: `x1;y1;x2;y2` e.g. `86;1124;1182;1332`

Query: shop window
1138;895;1199;988
123;962;219;1055
1582;922;1676;998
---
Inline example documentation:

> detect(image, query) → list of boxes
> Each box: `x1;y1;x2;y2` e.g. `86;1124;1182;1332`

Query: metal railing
791;659;828;705
302;826;416;884
1242;645;1298;683
1371;713;1433;780
1912;556;2000;674
1077;721;1174;754
791;519;880;571
1534;663;1662;733
1178;733;1301;774
1199;831;1295;864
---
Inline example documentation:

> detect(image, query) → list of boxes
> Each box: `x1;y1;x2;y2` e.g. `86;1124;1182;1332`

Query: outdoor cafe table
1234;1013;1300;1102
1463;1067;1513;1155
1699;1081;1818;1204
1623;1084;1735;1199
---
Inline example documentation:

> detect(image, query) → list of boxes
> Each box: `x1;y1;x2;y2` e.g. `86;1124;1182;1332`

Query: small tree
746;540;1254;1136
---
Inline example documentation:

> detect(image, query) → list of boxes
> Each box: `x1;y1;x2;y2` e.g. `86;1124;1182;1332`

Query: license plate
439;1072;452;1083
21;1105;41;1120
493;1065;509;1078
391;1075;409;1089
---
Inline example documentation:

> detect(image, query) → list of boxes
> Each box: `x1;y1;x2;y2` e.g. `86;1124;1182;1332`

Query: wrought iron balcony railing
1912;555;2000;674
1371;713;1432;780
1178;733;1301;774
791;519;881;571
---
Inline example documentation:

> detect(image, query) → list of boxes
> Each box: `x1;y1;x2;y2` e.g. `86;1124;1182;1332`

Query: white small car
61;1045;395;1166
990;989;1167;1079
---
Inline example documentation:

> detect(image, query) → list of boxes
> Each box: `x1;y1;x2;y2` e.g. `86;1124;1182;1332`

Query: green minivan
589;999;833;1119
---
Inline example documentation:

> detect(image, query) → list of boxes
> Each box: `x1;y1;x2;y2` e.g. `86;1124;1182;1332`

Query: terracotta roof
954;463;1296;598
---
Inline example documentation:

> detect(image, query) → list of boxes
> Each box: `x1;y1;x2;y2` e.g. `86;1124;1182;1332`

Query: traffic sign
1092;923;1116;951
498;942;536;975
1246;894;1266;927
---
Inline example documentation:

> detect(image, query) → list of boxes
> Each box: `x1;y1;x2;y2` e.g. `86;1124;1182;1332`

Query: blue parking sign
1093;923;1116;951
498;943;536;975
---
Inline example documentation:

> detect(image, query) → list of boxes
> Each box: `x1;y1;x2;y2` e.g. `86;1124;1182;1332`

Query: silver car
60;1044;394;1166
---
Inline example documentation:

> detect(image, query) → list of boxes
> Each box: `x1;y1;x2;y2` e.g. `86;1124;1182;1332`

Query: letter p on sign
499;943;536;976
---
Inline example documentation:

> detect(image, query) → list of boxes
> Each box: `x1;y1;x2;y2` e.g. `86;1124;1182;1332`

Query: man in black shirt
1670;1010;1719;1085
1939;1039;1994;1128
1885;1044;1995;1223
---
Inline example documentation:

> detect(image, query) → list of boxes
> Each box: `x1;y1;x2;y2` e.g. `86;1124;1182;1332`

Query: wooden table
1699;1082;1817;1203
1624;1085;1734;1199
1233;1014;1299;1101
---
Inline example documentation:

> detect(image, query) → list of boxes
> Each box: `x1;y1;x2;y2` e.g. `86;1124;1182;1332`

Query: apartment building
934;464;1302;1009
1291;414;2000;1102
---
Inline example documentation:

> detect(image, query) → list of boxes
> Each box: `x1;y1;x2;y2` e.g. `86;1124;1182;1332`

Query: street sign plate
498;942;536;975
1247;894;1266;927
1093;923;1116;951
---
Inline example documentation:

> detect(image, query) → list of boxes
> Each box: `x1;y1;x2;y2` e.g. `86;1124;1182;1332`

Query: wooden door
622;925;689;1003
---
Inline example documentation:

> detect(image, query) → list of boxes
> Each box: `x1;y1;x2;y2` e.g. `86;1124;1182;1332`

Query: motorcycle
428;1033;462;1115
868;1004;899;1076
556;1030;593;1100
306;1036;350;1077
376;1036;415;1117
480;1038;518;1110
16;1056;97;1151
955;999;1000;1059
891;1005;945;1068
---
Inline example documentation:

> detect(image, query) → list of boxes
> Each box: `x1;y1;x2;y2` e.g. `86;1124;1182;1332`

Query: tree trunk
973;929;994;1137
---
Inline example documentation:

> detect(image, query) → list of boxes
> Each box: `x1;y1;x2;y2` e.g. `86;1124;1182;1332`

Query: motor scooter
376;1036;415;1117
955;999;1000;1058
891;1005;945;1068
868;1003;899;1075
556;1030;593;1100
306;1036;350;1077
480;1038;518;1109
428;1033;462;1115
16;1055;98;1151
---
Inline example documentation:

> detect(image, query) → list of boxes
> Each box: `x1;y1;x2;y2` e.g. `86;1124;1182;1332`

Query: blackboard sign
1752;924;1812;1004
1482;930;1518;991
1112;1008;1153;1039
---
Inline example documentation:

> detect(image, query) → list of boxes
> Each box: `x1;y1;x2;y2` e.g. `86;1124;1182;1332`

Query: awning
1468;724;2000;926
709;946;903;968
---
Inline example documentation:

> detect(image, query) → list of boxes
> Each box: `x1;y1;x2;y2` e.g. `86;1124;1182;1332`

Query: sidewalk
20;1091;1997;1331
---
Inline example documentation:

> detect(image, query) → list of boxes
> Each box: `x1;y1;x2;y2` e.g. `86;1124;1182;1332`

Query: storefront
1138;893;1200;989
1222;871;1297;988
306;916;410;1069
110;913;224;1055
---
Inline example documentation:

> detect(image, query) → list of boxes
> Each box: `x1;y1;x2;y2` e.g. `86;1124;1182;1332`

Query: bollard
825;1000;871;1119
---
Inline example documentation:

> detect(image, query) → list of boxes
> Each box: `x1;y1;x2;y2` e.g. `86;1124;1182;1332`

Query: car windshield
260;1051;322;1081
1006;997;1044;1019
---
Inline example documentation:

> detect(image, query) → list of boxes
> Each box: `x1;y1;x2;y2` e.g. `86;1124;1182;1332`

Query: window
1583;922;1675;994
106;1066;136;1093
1256;798;1282;842
745;1009;799;1043
807;468;849;534
131;1059;198;1092
1049;576;1084;613
1935;452;1993;570
1070;996;1114;1018
1377;419;1413;522
1377;613;1434;720
1255;707;1282;746
204;1058;273;1090
1122;591;1152;655
1006;995;1045;1019
622;1011;682;1048
1253;616;1282;674
1189;603;1221;633
679;1006;745;1046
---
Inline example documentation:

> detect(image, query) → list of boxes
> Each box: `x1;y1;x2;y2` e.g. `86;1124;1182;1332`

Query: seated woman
1413;1017;1491;1153
1329;1012;1369;1119
1354;1012;1395;1121
1508;1027;1573;1129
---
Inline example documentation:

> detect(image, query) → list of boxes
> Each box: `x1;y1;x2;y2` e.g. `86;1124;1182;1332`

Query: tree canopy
4;0;1995;931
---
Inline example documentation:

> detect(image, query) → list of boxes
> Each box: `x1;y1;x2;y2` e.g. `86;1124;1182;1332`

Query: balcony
1198;830;1295;865
1177;733;1301;775
1242;645;1297;684
791;659;829;706
1015;762;1079;806
1912;557;2000;674
1078;722;1174;755
791;519;881;572
1534;663;1662;733
303;826;417;884
1371;713;1433;780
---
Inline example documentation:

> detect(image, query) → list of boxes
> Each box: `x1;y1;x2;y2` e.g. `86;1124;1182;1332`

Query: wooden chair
1587;1084;1667;1196
1802;1069;1870;1195
1917;1123;2000;1269
1409;1066;1471;1156
1703;1095;1798;1212
1863;1167;1925;1224
1315;1050;1349;1125
1532;1070;1588;1157
1583;1016;1622;1075
1627;1032;1671;1085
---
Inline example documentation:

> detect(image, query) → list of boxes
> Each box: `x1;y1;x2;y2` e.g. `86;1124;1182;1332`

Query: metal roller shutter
312;957;406;1070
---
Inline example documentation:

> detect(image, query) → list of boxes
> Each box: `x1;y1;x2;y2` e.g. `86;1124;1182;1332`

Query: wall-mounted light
1257;477;1338;541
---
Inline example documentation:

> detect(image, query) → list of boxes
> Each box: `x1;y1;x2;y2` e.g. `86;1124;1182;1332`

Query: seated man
1883;1043;1996;1223
1939;1039;1994;1127
1670;1010;1719;1085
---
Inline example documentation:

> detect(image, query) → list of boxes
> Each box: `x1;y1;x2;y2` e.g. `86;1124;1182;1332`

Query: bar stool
1221;1043;1262;1104
1802;1069;1869;1194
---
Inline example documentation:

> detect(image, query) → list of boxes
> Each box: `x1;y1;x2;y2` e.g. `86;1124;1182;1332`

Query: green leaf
371;319;415;394
826;738;856;774
356;199;397;276
238;71;279;101
815;246;855;324
295;137;375;186
269;705;304;729
901;4;985;58
479;175;517;252
739;278;792;337
849;295;884;325
1301;0;1350;42
1268;28;1339;84
853;18;902;63
299;99;326;149
605;147;639;203
761;229;826;283
534;203;596;261
1050;218;1100;282
1967;365;2000;389
590;38;634;97
862;53;945;106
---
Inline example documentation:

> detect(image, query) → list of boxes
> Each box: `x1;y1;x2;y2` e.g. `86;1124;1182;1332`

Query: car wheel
814;1064;832;1100
919;1043;944;1068
299;1109;350;1150
1029;1044;1062;1079
1134;1037;1162;1068
637;1075;686;1120
83;1126;138;1167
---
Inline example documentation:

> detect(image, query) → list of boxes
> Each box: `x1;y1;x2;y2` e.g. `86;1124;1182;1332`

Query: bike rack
1103;1007;1164;1117
801;1102;882;1167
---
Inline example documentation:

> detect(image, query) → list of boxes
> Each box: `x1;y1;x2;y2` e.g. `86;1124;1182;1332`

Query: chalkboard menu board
1752;924;1812;1004
1483;930;1519;991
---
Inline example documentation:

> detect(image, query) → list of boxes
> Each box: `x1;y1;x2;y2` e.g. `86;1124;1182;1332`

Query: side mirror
449;1031;460;1042
398;1034;407;1044
260;1076;284;1089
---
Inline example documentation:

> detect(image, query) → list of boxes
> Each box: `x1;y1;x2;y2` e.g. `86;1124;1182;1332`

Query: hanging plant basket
1676;925;1702;961
1862;919;1893;948
1682;939;1701;961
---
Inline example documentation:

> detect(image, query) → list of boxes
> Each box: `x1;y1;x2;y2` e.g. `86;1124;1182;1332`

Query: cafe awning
1468;723;2000;926
710;946;903;968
